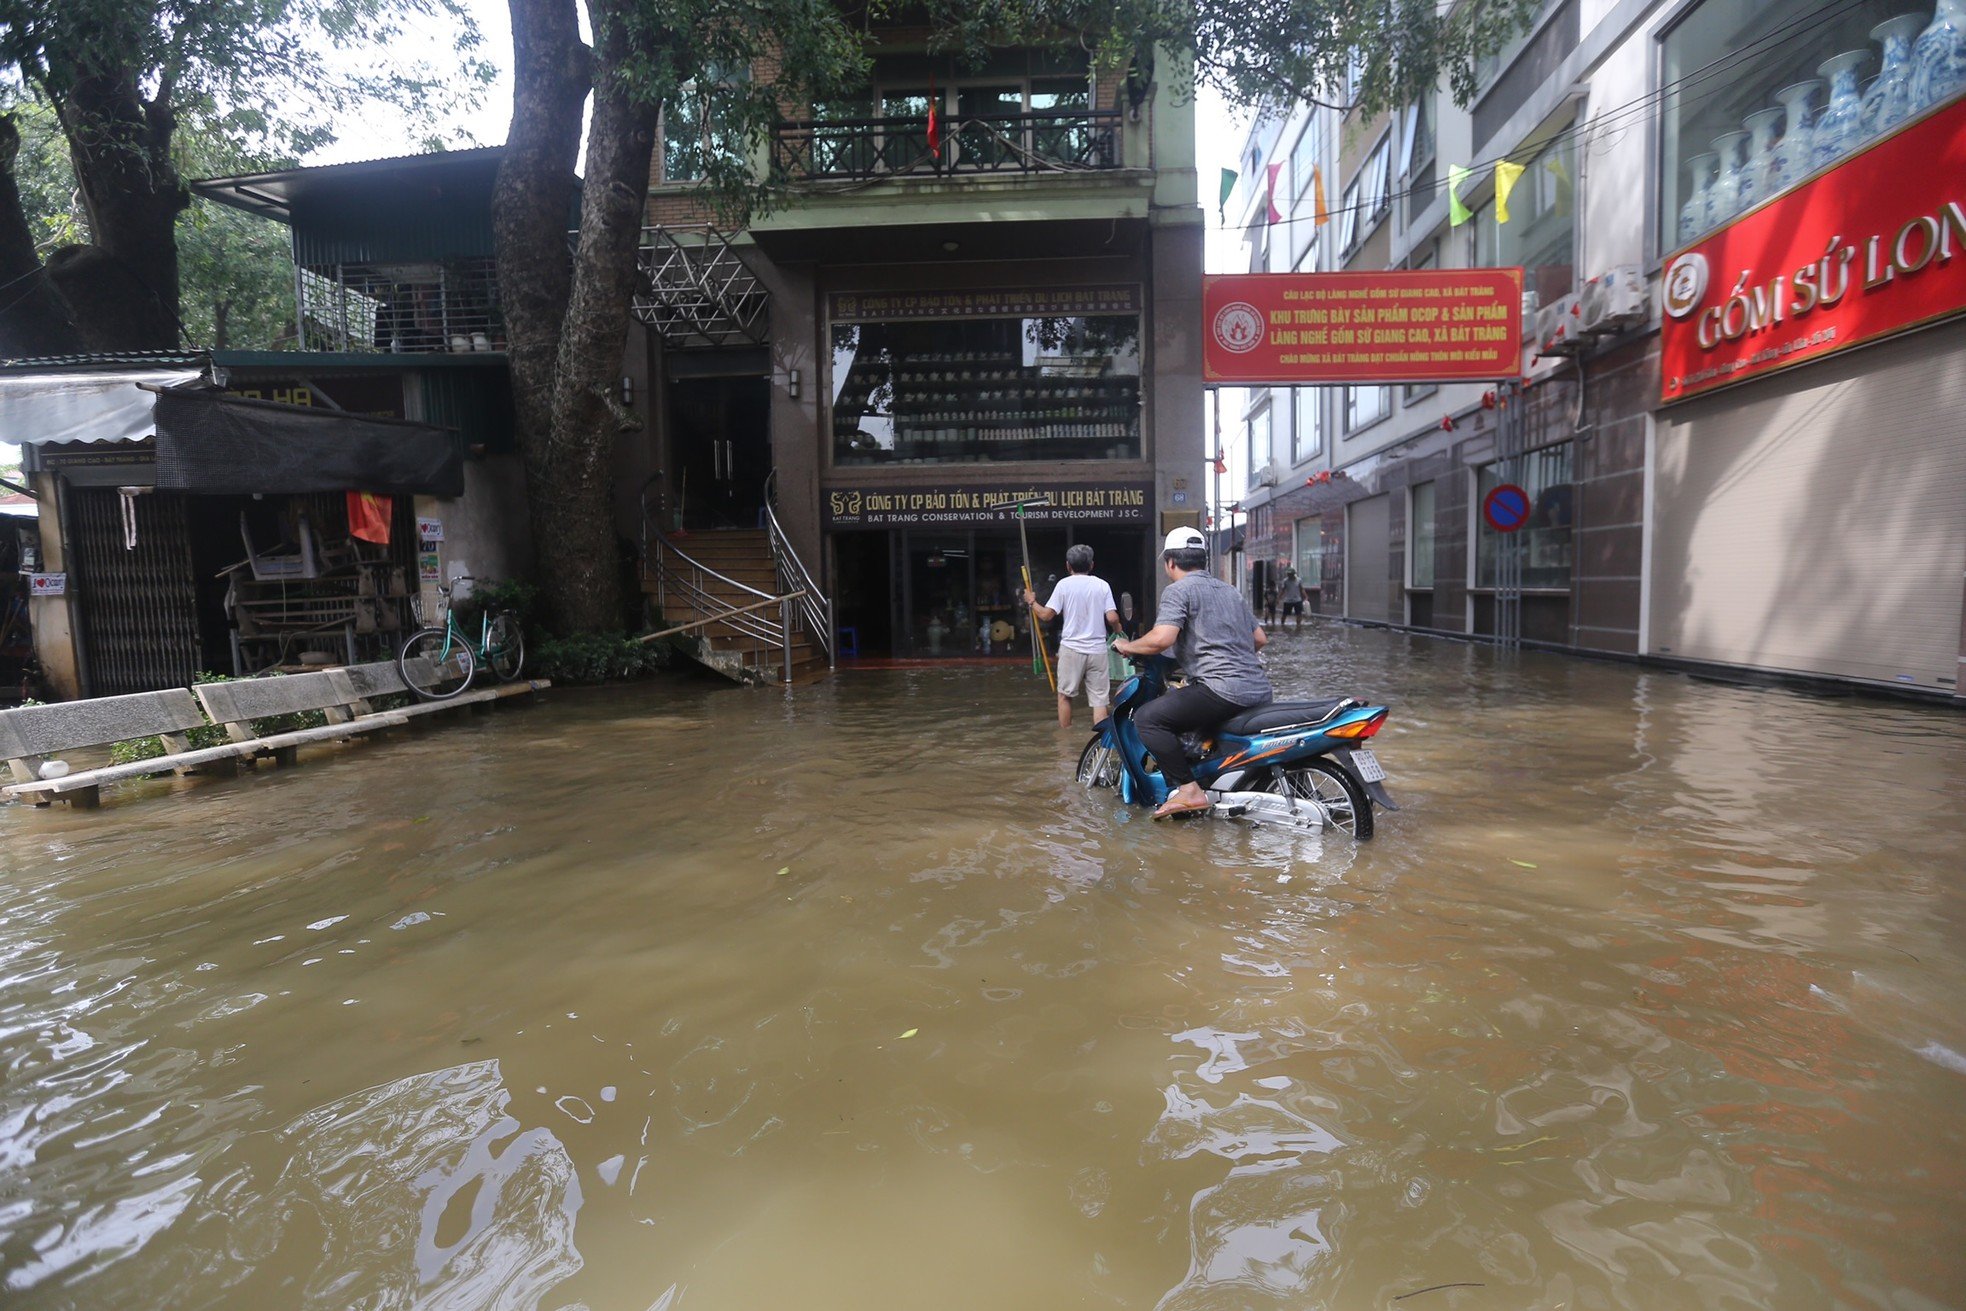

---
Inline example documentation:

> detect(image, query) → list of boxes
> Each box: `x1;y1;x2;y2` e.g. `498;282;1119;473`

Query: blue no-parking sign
1482;483;1531;534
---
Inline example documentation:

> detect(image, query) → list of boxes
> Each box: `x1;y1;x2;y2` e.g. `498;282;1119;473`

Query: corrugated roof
191;147;506;224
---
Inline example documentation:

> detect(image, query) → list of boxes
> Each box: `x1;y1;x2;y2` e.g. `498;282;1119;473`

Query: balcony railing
773;109;1122;182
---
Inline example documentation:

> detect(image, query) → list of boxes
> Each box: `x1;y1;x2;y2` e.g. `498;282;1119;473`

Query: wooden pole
1015;503;1056;691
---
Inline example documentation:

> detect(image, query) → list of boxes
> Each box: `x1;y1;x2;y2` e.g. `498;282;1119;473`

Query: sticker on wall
26;572;66;596
417;517;445;544
418;552;442;584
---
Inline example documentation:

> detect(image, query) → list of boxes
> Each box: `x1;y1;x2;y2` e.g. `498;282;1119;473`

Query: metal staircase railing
764;469;835;670
638;477;823;684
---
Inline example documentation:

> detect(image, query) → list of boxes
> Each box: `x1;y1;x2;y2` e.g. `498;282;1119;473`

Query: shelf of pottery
833;355;1144;465
1677;3;1966;246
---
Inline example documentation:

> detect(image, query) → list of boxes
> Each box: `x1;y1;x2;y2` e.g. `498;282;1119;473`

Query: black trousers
1135;682;1243;787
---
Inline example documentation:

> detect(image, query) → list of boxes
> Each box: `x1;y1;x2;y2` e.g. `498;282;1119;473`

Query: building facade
636;36;1206;657
1229;0;1966;701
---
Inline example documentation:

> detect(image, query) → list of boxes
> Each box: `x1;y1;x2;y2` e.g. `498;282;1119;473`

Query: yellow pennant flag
1495;160;1526;224
1448;164;1472;227
1312;164;1330;227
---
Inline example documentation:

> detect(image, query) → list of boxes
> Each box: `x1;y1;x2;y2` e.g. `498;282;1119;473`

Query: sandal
1152;796;1213;820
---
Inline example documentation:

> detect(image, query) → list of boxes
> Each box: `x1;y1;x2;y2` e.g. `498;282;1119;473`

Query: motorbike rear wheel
1076;736;1121;790
1261;757;1374;840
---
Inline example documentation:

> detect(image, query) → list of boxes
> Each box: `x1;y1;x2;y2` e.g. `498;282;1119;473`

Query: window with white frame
1291;121;1319;211
1404;241;1440;405
1346;384;1390;433
1293;387;1323;463
661;63;752;183
1247;405;1273;482
1340;131;1393;256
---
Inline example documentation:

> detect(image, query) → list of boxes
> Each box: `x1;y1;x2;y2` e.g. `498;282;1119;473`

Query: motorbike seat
1218;697;1361;736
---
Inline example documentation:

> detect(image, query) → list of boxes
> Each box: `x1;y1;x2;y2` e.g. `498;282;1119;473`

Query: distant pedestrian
1260;579;1278;627
1278;568;1305;630
1023;544;1120;730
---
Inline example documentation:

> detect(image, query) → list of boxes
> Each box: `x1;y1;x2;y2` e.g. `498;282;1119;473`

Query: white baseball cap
1163;526;1206;553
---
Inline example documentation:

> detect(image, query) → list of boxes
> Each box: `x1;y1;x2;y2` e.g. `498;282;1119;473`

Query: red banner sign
1201;270;1524;384
1661;96;1966;402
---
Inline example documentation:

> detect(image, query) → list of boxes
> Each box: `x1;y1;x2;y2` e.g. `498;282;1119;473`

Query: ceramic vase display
1710;130;1749;224
1740;108;1782;208
1679;152;1718;244
1766;81;1821;192
1863;13;1929;138
1812;51;1871;166
1910;0;1966;110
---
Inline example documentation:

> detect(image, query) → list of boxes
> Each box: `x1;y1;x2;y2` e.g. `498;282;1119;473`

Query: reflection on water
2;626;1964;1309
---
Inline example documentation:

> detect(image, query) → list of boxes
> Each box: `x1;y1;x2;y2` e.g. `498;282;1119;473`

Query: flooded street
3;625;1964;1310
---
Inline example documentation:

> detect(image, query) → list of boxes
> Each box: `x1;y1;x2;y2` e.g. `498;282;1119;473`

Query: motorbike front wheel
1261;757;1374;840
1076;736;1121;790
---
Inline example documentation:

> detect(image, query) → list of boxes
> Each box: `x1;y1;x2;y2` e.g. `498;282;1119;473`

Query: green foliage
106;671;327;764
529;631;674;686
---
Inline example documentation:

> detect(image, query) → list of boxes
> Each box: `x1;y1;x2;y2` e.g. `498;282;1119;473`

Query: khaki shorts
1057;647;1111;706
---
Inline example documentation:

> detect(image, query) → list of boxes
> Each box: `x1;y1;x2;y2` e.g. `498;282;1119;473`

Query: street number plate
1349;749;1386;783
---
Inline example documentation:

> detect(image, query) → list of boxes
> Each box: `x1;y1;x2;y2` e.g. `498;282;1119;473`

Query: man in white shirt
1023;544;1121;729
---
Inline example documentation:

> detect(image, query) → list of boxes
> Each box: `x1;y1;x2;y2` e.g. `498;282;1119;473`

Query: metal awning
0;368;206;446
632;226;769;348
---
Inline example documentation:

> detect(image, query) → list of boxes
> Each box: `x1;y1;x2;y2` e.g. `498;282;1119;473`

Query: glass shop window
1409;480;1436;588
1659;0;1957;251
830;314;1142;466
1476;443;1573;589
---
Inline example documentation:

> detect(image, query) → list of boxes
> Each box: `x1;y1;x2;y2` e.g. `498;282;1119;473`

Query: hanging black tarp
152;387;464;497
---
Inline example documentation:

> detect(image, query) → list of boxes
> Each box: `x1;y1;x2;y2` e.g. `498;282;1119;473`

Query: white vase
1812;51;1871;167
1767;81;1821;192
1910;0;1966;110
1709;130;1749;224
1679;152;1717;244
1863;13;1929;138
1740;108;1782;208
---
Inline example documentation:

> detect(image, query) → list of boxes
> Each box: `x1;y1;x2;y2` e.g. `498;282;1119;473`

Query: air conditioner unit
1521;290;1541;337
1534;292;1586;356
1575;264;1648;335
1254;459;1282;488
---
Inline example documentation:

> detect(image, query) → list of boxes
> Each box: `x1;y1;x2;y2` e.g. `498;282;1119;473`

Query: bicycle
398;576;526;700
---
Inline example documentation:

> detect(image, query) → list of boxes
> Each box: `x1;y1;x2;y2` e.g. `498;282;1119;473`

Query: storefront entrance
831;524;1151;659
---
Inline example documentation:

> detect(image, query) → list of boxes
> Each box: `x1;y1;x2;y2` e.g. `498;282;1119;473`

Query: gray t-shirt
1279;575;1304;604
1154;573;1273;707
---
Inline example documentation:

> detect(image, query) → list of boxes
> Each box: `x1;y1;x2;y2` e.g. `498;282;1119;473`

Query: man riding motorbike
1114;526;1273;819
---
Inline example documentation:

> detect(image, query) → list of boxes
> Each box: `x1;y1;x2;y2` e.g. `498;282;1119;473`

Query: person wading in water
1023;544;1121;730
1115;527;1273;819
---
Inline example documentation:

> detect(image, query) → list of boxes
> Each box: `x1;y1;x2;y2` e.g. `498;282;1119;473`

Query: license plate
1349;749;1386;783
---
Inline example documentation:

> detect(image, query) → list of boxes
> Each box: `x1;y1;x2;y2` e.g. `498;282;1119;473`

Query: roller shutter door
1346;493;1392;624
1651;321;1966;693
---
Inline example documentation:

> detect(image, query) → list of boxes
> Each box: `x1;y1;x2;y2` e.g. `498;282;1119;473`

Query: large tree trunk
0;114;84;358
51;72;185;349
494;0;656;633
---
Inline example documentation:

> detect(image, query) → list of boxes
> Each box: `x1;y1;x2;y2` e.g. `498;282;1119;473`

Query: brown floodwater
3;625;1964;1310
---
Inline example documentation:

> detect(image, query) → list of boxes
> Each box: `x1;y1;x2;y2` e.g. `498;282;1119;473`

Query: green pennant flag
1218;167;1238;217
1448;164;1473;227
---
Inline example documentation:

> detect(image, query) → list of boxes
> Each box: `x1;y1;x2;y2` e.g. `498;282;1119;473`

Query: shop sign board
1201;269;1525;385
27;572;66;596
417;516;444;543
1660;96;1966;403
829;286;1140;322
824;482;1154;529
1482;484;1531;533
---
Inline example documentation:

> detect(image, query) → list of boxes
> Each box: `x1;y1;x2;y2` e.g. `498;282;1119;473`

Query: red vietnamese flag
926;78;941;163
1265;162;1283;224
346;491;392;545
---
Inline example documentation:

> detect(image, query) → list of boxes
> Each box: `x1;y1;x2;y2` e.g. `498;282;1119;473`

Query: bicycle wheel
399;628;476;699
1260;757;1374;840
485;612;525;682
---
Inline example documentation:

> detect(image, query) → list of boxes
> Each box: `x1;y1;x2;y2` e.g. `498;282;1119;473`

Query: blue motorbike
1076;653;1399;839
